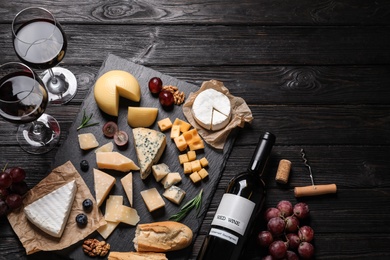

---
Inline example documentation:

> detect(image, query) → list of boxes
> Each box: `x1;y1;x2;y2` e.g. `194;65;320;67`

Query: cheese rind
127;106;158;128
96;152;139;172
140;188;165;212
24;180;77;238
93;168;116;207
78;133;99;150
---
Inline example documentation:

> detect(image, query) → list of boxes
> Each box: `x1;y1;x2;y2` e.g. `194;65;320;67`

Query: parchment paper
183;80;253;150
7;161;106;255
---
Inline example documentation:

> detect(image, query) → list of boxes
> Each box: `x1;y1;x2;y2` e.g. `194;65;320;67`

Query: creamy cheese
24;180;77;238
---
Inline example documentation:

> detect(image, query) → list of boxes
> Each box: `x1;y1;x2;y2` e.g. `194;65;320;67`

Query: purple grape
269;240;288;259
298;241;314;259
294;202;310;219
286;233;301;249
285;215;299;233
265;207;281;221
277;200;293;217
0;200;8;216
298;226;314;242
267;217;285;236
286;250;299;260
257;230;274;247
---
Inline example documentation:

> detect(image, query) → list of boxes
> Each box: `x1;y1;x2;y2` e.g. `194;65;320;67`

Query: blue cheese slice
24;180;77;238
163;185;186;205
152;163;170;182
133;127;167;179
161;172;182;189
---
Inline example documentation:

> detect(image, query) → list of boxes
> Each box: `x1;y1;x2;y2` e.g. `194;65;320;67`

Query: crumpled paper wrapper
183;80;253;150
7;161;106;255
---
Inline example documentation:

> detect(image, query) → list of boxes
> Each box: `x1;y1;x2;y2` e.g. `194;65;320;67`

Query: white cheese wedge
121;173;133;207
78;133;99;150
95;141;114;153
152;163;170;182
133;128;167;180
96;152;140;172
94;70;141;116
161;172;182;189
140;188;165;212
93;168;116;207
191;88;231;131
24;180;77;238
127;106;158;128
163;185;186;205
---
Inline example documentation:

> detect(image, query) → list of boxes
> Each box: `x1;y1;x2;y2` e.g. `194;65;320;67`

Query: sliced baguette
108;251;167;260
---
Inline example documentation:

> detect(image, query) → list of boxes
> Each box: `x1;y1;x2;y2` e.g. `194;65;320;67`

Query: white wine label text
209;228;239;245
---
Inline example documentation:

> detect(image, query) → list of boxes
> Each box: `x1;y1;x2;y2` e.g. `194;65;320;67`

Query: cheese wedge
104;195;124;222
152;163;170;182
97;220;119;239
133;128;167;179
24;180;77;238
78;133;99;150
127;106;158;128
94;70;141;116
163;185;186;205
93;168;115;207
121;173;133;206
96;152;140;172
140;188;165;212
95;141;114;153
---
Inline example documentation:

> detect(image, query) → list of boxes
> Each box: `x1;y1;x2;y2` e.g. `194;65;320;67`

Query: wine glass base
16;113;61;154
41;67;77;105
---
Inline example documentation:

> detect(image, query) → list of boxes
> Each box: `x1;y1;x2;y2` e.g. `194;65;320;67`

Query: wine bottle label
209;228;239;245
211;194;255;236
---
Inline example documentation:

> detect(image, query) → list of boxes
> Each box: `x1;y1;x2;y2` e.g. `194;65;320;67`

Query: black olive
82;199;93;213
76;213;88;228
80;160;89;171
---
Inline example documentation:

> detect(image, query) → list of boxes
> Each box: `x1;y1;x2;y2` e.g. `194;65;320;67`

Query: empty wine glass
12;7;77;105
0;62;60;154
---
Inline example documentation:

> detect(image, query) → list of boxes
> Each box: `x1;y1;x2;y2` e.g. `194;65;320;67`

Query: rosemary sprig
169;189;203;222
77;110;99;130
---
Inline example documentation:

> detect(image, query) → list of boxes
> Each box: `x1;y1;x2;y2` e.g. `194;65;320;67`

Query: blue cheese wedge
24;180;77;238
152;163;170;182
163;185;186;205
133;127;167;179
161;172;182;189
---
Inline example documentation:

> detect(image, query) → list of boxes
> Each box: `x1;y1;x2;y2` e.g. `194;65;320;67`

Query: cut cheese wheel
93;168;116;207
94;70;141;116
96;152;139;172
191;88;231;131
127;106;158;128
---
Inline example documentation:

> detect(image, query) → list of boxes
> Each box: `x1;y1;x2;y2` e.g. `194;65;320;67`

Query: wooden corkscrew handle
294;184;337;197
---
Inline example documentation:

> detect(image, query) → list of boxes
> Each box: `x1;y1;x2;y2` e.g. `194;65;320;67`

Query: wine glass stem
48;68;58;84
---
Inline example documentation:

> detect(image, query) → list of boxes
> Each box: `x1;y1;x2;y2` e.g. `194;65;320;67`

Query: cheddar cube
187;150;196;162
157;117;173;131
183;129;201;144
170;124;181;139
198;168;209;179
183;162;192;174
173;118;191;132
189;172;202;183
191;160;202;172
189;139;205;151
199;157;209;167
174;135;187;152
140;188;165;212
178;154;189;164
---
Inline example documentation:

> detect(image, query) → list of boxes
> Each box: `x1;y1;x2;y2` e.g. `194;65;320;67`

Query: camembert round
191;89;231;131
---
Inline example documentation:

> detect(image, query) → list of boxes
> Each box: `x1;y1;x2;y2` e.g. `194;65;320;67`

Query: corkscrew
294;149;337;197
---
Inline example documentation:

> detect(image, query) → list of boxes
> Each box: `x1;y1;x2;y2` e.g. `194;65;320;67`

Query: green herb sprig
77;110;99;130
169;189;203;222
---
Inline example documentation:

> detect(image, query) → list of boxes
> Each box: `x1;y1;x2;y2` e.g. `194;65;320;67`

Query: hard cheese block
93;169;115;207
96;152;139;172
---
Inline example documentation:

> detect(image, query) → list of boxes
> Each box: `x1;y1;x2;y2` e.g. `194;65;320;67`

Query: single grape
0;188;9;200
0;172;12;189
267;217;285;237
148;77;163;94
285;215;299;233
286;233;301;249
265;207;281;222
269;240;288;259
286;250;299;260
298;241;314;259
6;193;23;210
114;130;129;146
82;199;93;213
277;200;293;217
0;200;8;216
293;202;310;219
102;121;118;138
298;226;314;242
9;167;26;183
76;213;88;227
159;90;174;108
257;230;274;247
80;160;89;172
10;181;29;196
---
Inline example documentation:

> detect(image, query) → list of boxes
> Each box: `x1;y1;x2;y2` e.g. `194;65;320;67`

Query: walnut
162;85;186;105
83;238;110;257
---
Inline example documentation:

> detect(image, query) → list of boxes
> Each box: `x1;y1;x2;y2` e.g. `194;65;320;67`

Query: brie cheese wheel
94;70;141;116
24;180;77;238
191;89;231;131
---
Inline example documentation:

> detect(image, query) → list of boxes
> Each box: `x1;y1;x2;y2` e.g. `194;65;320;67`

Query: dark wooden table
1;1;390;259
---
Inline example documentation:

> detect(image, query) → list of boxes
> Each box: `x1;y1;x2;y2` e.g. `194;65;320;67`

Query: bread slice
133;221;193;252
108;251;167;260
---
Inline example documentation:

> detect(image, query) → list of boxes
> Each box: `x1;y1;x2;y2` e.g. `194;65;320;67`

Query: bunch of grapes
257;200;315;259
0;166;29;217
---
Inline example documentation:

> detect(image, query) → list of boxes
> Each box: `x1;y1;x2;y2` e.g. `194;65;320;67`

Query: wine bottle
197;132;276;260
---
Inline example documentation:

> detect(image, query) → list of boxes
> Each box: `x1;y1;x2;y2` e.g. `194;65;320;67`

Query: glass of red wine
12;7;77;105
0;62;60;154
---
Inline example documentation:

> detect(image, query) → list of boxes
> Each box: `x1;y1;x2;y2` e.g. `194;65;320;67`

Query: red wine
197;132;276;260
0;71;48;124
13;19;67;70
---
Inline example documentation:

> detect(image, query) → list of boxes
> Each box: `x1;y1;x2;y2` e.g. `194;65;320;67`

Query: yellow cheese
163;185;186;205
97;220;119;239
173;118;191;132
174;135;187;152
108;252;168;260
94;70;141;116
183;162;192;174
189;172;202;183
170;124;181;139
189;139;205;151
140;188;165;212
152;163;170;182
95;141;114;153
157;117;173;131
127;106;158;128
93;169;116;207
116;205;140;225
200;157;209;167
190;160;202;172
198;168;209;179
78;133;99;150
104;195;124;222
178;154;189;164
96;152;139;172
161;172;182;189
121;173;133;207
183;129;201;144
187;150;197;161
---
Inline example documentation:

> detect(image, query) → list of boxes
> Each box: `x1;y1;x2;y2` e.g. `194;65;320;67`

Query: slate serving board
52;54;237;259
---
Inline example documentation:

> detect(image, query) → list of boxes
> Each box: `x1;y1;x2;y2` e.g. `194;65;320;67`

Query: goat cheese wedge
191;88;231;131
24;180;77;238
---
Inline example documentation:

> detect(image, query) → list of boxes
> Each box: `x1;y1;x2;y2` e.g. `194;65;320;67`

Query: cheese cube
189;139;205;151
183;162;192;174
174;135;187;152
187;150;197;161
78;133;99;150
191;160;202;172
200;157;209;167
152;163;170;182
121;173;133;207
173;118;191;132
178;154;189;164
198;168;209;179
157;117;173;131
161;172;182;189
104;195;124;222
96;152;140;172
116;205;140;225
170;125;181;139
97;221;119;239
183;129;201;144
93;169;116;207
163;186;186;205
140;188;165;212
189;172;202;183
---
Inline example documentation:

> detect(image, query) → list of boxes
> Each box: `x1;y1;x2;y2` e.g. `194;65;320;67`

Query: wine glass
12;7;77;105
0;62;60;154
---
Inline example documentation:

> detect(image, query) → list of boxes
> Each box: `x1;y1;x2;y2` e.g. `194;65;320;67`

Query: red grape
285;215;299;233
0;200;8;216
286;233;301;250
277;200;293;217
9;167;26;183
293;202;310;219
10;181;29;196
0;188;9;200
267;217;285;236
114;130;129;147
159;90;174;108
286;250;299;260
269;240;288;259
6;193;23;209
102;121;118;138
265;207;281;222
0;172;12;189
298;226;314;242
298;242;314;259
257;230;274;247
148;77;163;94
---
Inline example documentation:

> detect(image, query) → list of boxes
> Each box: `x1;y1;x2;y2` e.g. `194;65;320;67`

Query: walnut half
83;238;110;257
162;85;186;105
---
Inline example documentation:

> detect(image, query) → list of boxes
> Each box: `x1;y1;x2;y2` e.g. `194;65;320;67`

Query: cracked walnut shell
83;238;110;257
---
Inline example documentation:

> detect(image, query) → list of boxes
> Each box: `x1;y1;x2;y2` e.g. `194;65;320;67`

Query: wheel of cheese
191;88;231;131
94;70;141;116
